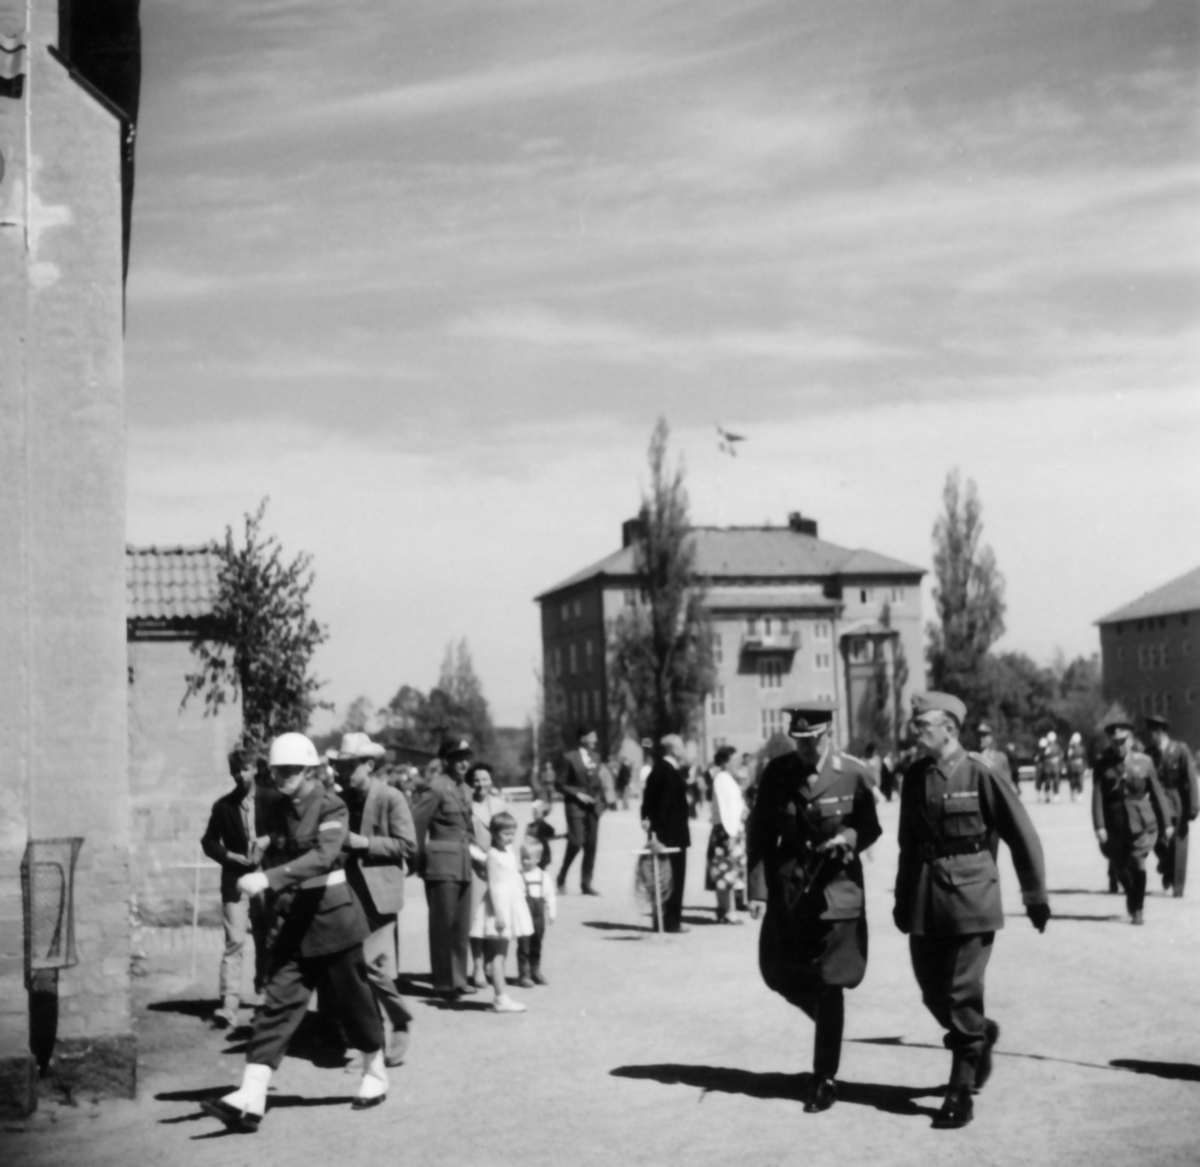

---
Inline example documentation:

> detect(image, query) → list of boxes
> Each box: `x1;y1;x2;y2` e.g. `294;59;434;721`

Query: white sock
357;1050;387;1099
223;1063;271;1115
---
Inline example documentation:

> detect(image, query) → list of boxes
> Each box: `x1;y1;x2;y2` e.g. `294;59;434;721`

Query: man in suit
641;734;692;933
556;726;606;895
412;736;479;996
895;692;1050;1129
201;733;388;1133
333;732;418;1066
201;746;283;1029
1145;714;1199;896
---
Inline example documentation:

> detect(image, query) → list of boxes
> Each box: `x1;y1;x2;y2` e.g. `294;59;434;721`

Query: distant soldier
1092;707;1172;924
894;692;1049;1129
1144;714;1198;897
976;723;1015;793
1036;732;1063;803
1065;733;1088;802
747;704;881;1113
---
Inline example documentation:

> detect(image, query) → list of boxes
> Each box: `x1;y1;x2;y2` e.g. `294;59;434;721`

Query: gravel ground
5;794;1199;1167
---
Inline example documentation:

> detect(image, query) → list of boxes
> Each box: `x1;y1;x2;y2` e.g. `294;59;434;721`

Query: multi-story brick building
536;513;926;760
1096;564;1200;749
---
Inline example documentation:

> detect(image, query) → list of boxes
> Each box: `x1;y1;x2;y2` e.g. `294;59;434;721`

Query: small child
517;839;556;987
525;801;557;871
470;812;533;1013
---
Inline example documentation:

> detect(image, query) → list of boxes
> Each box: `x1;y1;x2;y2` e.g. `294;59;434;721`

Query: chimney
788;512;818;537
622;516;647;548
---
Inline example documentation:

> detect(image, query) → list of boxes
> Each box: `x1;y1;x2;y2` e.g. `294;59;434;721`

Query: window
1161;643;1169;668
759;658;784;689
710;685;726;717
573;599;583;618
860;589;869;603
712;736;728;752
553;648;562;676
890;587;904;603
761;709;783;740
593;689;601;720
746;616;758;636
849;639;869;663
585;639;594;670
569;643;578;675
814;621;830;641
561;602;570;622
712;634;723;665
1137;644;1147;668
780;617;790;634
763;616;773;636
815;652;832;671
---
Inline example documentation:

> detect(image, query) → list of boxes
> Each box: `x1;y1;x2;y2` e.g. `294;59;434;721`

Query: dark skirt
759;893;868;997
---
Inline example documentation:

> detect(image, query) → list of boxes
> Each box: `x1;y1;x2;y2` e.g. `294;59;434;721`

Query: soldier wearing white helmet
202;732;389;1133
1065;732;1088;803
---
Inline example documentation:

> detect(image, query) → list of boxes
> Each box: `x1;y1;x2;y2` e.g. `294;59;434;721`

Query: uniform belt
919;836;987;861
298;869;346;890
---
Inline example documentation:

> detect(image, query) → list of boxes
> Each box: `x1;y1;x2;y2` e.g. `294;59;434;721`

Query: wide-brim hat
332;731;386;762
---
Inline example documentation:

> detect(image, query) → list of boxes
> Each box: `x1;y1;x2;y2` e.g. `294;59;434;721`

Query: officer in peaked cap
412;735;479;996
1093;706;1172;922
746;702;881;1114
1144;714;1199;897
894;692;1049;1129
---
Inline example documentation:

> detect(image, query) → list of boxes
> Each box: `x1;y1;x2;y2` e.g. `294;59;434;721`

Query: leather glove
1026;902;1050;933
238;871;270;898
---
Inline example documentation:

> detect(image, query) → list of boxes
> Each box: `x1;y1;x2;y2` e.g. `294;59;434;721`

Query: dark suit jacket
641;758;691;850
344;778;417;924
558;748;606;819
412;774;475;883
201;783;286;902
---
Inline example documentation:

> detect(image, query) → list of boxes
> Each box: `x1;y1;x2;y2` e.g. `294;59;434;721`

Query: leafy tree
608;418;714;742
339;695;375;734
926;470;1006;711
184;499;330;750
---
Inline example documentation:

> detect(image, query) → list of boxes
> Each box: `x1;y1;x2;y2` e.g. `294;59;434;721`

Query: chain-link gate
21;837;83;986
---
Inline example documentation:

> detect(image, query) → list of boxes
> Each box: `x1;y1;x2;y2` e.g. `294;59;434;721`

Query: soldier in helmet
894;692;1049;1129
1144;714;1199;896
201;733;389;1132
1092;708;1172;923
1036;731;1063;803
976;723;1015;793
746;703;881;1114
1065;733;1088;803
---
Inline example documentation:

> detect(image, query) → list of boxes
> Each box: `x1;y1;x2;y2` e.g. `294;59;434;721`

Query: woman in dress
468;762;507;986
706;746;747;923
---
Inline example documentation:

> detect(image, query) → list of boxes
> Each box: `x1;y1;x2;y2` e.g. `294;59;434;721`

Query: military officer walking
747;704;881;1113
202;733;388;1132
976;722;1015;793
894;692;1049;1129
1092;707;1172;922
1144;714;1198;896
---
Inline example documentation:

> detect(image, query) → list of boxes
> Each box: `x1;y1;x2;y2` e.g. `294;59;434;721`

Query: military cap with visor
912;691;967;727
438;735;473;760
784;702;837;739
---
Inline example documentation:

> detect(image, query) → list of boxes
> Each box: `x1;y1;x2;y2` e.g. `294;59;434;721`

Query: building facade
1096;564;1200;749
536;513;926;760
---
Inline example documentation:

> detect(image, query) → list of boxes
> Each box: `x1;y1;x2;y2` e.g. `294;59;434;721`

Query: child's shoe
493;995;527;1014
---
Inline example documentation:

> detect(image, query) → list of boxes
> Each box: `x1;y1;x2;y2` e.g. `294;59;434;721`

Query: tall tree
608;418;714;742
926;470;1006;711
184;499;330;750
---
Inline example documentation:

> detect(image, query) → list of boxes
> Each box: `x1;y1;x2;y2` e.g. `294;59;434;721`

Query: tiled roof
1096;564;1200;625
126;545;223;623
537;526;924;599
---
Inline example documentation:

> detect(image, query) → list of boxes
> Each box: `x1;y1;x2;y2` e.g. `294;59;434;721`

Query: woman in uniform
747;704;881;1113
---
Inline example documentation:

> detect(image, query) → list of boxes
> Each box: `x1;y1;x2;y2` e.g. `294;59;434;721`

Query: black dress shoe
804;1078;837;1113
663;925;690;934
582;887;601;896
974;1021;1000;1092
350;1093;386;1111
200;1098;262;1133
931;1087;974;1129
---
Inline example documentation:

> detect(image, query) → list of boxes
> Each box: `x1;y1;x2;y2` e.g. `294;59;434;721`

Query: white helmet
268;732;320;768
1070;732;1081;745
1046;731;1057;743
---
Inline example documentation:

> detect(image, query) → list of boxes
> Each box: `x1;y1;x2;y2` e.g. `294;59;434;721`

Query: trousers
424;880;472;992
790;986;845;1079
362;919;414;1030
246;944;382;1070
910;932;994;1087
517;897;546;975
558;809;600;890
219;896;268;1009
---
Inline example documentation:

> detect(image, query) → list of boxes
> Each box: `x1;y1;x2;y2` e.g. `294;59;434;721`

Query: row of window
552;639;597;677
559;598;585;623
1115;642;1190;668
566;687;604;723
739;618;830;639
1115;614;1189;634
709;656;834;713
1141;690;1199;715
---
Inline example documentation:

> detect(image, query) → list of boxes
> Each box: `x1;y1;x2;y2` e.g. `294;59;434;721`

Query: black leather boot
932;1086;974;1129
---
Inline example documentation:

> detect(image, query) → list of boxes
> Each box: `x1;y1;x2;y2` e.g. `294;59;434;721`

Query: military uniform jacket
1146;740;1198;826
412;774;475;883
747;750;881;920
1091;750;1170;843
896;746;1047;937
343;778;418;926
263;780;370;959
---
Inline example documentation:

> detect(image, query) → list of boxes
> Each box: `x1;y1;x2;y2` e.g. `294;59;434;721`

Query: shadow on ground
146;998;219;1017
155;1087;358;1139
610;1064;942;1119
1110;1059;1200;1083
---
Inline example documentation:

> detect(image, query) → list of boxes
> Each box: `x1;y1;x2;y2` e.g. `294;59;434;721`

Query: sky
125;0;1200;729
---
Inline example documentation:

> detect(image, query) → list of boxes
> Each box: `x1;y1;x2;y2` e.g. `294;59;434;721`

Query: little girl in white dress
470;812;533;1013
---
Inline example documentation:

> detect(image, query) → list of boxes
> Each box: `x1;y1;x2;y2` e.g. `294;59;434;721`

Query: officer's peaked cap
1143;713;1170;731
784;703;837;738
912;691;967;727
438;735;473;759
1102;703;1135;732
